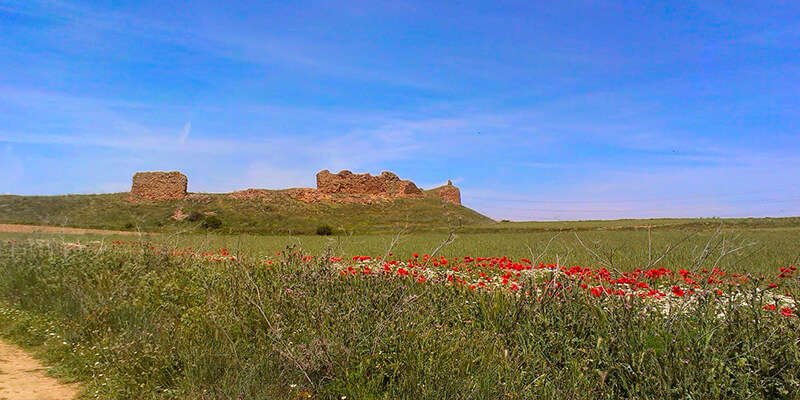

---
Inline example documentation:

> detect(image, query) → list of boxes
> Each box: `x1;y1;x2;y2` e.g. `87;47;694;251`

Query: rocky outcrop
433;180;461;205
316;170;424;198
130;171;187;201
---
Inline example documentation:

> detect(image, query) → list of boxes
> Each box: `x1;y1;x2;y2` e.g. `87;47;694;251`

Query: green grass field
1;212;800;398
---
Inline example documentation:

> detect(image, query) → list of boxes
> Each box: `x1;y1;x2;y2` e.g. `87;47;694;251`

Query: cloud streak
178;122;191;147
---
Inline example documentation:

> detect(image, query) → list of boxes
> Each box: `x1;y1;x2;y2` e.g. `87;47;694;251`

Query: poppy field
0;227;799;398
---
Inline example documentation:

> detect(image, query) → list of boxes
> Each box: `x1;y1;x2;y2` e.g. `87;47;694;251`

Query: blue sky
1;0;799;220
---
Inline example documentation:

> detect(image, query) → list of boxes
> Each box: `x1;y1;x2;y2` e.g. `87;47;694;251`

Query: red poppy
781;307;794;317
671;286;685;297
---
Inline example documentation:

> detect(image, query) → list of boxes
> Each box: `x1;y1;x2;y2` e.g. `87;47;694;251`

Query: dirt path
0;340;79;400
0;223;147;236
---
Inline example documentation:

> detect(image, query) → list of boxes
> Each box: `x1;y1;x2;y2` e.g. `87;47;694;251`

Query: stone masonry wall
129;169;463;206
434;180;462;205
130;171;188;201
316;170;424;198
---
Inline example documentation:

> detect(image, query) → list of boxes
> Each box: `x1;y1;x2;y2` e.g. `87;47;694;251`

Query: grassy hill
0;191;494;234
3;190;799;236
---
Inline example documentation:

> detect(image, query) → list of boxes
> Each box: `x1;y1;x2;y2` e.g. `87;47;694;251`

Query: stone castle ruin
130;169;461;205
435;180;461;205
129;171;188;201
316;170;424;198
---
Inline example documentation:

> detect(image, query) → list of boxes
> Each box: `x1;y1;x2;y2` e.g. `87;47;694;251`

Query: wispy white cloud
0;86;540;160
178;122;191;147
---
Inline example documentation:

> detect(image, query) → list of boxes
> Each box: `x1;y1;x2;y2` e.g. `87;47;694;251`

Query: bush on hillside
201;215;223;230
316;224;334;236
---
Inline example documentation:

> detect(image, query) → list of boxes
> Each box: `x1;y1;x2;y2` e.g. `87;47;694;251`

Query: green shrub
201;215;223;230
316;224;334;236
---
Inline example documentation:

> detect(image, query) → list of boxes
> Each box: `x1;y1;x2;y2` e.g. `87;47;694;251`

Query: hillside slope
0;191;493;234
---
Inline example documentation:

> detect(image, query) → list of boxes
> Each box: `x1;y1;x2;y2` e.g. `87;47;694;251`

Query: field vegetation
3;222;797;276
0;220;799;398
0;192;491;234
5;193;800;237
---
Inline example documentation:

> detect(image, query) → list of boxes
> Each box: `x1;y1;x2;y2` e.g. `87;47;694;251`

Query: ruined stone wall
316;170;424;198
435;180;462;205
128;169;463;206
130;171;188;201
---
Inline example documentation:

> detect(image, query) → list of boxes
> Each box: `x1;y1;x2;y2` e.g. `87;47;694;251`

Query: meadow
0;222;799;398
2;221;797;275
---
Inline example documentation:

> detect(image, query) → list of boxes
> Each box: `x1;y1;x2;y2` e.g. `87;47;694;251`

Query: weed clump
316;224;334;236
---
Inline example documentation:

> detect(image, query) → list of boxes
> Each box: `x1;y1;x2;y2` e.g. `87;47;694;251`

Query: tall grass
0;239;799;399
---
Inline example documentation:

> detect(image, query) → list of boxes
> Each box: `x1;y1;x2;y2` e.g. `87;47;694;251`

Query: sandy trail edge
0;224;148;236
0;340;79;400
